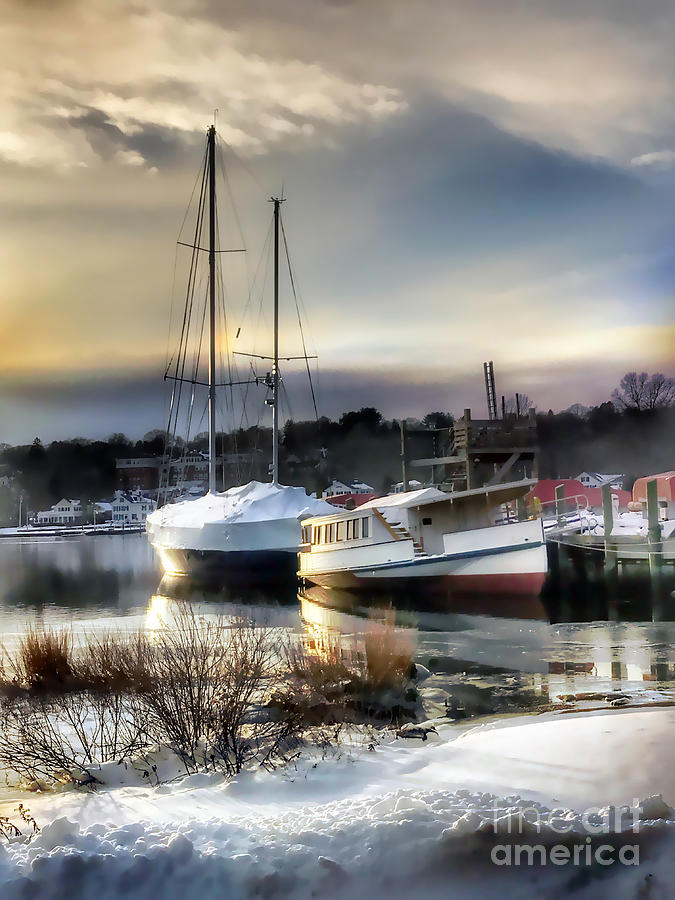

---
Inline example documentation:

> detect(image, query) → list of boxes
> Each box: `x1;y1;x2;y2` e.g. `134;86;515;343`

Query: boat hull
299;520;548;597
152;545;298;585
303;568;546;596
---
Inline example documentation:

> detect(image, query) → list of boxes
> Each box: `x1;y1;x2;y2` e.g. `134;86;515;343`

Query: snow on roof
356;487;446;511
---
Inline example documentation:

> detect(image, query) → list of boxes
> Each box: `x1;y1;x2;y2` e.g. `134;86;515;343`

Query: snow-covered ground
2;707;675;898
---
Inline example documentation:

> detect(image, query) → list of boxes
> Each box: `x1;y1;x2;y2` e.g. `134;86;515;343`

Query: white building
323;479;375;497
576;472;624;490
35;498;82;525
392;480;423;494
111;490;157;525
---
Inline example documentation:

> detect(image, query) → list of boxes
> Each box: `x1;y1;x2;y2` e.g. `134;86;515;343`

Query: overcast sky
1;0;674;443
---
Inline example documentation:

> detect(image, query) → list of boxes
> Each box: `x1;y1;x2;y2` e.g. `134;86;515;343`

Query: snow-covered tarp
149;481;335;528
146;481;337;552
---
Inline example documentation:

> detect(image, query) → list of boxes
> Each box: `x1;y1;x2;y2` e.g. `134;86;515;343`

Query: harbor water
1;533;674;710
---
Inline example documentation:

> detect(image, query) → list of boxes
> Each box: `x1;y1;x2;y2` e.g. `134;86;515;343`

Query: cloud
0;0;406;170
630;149;675;168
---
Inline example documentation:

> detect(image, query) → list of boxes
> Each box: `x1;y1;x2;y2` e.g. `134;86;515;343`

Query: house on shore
111;490;157;525
34;498;82;525
323;478;375;498
575;472;625;490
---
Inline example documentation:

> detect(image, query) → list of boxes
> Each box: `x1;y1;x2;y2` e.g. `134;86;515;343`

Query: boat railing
536;494;599;534
494;494;595;533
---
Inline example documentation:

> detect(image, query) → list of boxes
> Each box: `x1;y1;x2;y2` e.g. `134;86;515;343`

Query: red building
115;458;160;491
525;479;631;511
326;492;379;508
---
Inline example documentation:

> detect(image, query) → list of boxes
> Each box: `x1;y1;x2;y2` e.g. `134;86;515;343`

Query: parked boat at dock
299;480;547;595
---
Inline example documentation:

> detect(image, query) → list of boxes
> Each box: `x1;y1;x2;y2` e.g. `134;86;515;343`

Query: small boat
147;124;333;582
298;480;548;596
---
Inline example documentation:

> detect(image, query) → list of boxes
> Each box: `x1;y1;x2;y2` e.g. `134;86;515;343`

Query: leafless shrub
0;687;150;787
16;627;74;692
280;615;417;727
0;606;406;789
0;804;39;841
363;613;415;689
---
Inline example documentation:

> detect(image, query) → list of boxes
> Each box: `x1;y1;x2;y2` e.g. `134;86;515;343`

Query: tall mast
271;197;281;484
207;125;217;493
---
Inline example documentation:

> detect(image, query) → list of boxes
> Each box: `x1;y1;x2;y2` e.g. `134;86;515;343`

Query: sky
1;0;674;443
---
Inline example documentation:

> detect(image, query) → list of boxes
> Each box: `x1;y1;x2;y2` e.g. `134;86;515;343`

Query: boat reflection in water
147;574;299;632
298;584;675;707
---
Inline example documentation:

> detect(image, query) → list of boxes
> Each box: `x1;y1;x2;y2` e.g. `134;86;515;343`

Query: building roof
632;472;675;503
526;479;631;507
326;492;379;508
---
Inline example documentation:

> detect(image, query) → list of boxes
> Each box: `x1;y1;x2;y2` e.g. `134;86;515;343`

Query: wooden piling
647;478;663;583
399;418;409;492
555;483;565;527
602;483;618;611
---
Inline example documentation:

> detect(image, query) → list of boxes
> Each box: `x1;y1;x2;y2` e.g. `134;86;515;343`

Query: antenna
483;361;497;420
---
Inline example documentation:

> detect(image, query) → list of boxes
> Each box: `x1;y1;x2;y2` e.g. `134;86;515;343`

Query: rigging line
213;194;244;481
165;141;209;375
161;144;206;501
215;137;247;261
168;164;208;474
166;146;208;384
237;218;273;340
238;231;273;431
280;216;319;421
184;285;208;450
216;130;270;199
164;161;208;493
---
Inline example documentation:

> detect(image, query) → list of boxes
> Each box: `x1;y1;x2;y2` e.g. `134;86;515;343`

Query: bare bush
0;606;409;789
281;614;417;726
17;627;74;692
0;804;38;841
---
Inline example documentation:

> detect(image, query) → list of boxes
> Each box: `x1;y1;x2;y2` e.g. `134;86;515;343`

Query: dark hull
157;547;298;586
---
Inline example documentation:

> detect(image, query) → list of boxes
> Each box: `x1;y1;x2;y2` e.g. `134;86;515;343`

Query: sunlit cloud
0;0;673;442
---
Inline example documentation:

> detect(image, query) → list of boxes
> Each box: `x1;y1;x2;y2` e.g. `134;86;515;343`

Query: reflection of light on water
145;594;182;634
298;591;415;667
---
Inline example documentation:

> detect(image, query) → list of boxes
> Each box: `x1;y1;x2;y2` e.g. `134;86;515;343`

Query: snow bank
3;708;675;898
0;787;673;900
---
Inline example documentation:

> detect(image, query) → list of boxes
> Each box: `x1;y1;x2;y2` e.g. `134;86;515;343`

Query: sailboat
146;125;334;582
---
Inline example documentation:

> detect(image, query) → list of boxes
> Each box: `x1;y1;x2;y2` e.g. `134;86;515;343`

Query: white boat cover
146;480;337;553
148;481;335;529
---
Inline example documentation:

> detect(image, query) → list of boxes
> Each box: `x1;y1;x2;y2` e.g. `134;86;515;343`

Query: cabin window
422;517;432;525
337;521;344;541
352;518;360;540
329;523;335;543
362;517;369;538
346;520;353;540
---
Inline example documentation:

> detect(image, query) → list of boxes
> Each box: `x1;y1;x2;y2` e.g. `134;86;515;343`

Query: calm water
1;534;674;706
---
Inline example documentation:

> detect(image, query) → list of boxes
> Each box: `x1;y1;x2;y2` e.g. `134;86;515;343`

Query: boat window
362;517;369;538
422;517;432;525
352;518;360;540
320;525;326;544
337;521;344;541
346;520;353;540
329;523;335;543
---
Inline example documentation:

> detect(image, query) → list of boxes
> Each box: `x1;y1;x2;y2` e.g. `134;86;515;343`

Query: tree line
0;371;672;522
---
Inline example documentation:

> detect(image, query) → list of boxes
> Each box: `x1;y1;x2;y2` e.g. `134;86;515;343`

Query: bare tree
645;372;675;409
612;371;675;411
503;394;534;416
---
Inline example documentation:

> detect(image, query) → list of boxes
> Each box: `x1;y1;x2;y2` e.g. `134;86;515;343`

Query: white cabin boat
299;480;548;596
